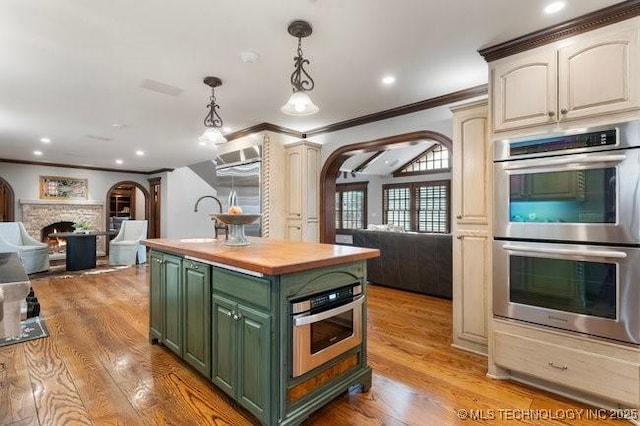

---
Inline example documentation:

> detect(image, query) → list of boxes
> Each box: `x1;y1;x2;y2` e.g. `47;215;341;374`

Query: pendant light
199;76;227;145
281;20;319;116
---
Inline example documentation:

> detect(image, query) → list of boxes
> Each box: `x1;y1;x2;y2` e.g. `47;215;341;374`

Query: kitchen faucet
194;195;228;240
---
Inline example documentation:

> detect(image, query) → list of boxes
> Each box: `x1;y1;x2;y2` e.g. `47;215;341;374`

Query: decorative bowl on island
212;214;261;226
212;214;261;246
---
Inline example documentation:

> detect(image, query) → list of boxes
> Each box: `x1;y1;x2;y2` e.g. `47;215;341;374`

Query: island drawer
212;267;271;309
493;330;640;406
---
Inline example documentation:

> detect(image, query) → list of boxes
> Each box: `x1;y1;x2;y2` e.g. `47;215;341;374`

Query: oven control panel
510;129;617;156
290;284;362;314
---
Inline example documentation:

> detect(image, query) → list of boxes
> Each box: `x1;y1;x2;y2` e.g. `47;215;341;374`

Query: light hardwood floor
0;265;624;425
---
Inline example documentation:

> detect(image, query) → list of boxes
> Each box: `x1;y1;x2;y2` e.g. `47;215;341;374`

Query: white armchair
0;222;49;274
109;220;148;265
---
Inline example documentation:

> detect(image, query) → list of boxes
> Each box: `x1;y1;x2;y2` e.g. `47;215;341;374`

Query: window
383;180;450;233
393;144;450;177
335;183;367;232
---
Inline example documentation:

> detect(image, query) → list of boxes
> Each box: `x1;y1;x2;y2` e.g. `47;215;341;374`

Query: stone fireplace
19;200;106;256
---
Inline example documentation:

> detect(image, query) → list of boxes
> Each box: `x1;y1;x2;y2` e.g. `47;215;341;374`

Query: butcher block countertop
142;237;380;275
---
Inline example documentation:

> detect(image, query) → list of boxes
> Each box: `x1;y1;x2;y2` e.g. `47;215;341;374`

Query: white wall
135;187;146;220
164;166;224;239
0;162;149;220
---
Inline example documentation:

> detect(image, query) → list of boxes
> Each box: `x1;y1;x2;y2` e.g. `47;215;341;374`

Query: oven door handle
502;244;628;259
293;295;365;327
503;154;627;171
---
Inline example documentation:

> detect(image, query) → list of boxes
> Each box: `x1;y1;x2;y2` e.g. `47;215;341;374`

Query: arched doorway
105;181;150;249
319;130;453;243
0;177;15;222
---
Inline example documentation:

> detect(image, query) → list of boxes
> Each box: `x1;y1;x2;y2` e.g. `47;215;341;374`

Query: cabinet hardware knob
456;214;463;219
547;361;568;370
227;311;233;317
560;108;568;115
456;235;463;240
547;111;555;117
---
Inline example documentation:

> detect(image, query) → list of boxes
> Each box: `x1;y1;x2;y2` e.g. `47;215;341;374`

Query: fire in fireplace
41;221;75;254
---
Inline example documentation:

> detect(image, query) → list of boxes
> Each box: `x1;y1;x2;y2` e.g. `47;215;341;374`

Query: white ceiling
0;0;624;171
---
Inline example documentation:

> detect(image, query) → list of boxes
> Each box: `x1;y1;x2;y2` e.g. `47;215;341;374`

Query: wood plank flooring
0;265;625;425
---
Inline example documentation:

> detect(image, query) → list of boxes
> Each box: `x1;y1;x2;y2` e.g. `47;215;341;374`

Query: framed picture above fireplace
39;175;88;200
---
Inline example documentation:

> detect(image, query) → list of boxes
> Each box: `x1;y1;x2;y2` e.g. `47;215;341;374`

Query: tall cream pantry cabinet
451;100;491;356
285;141;321;242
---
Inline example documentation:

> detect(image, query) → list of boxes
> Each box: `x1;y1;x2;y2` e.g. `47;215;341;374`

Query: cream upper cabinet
452;101;490;225
558;22;640;121
285;141;320;242
491;50;557;132
285;148;303;220
491;16;640;133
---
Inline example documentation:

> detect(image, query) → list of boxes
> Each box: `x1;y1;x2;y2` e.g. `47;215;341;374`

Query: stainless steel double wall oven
493;121;640;344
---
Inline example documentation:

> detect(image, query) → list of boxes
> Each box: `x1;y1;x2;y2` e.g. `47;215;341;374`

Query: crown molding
305;84;488;136
225;122;303;141
0;157;153;175
478;0;640;62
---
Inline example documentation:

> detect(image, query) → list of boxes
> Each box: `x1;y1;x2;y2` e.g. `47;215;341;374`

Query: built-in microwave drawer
493;330;640;406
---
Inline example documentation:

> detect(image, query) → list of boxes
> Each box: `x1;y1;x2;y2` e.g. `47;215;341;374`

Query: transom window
393;144;450;177
382;180;450;233
335;182;368;232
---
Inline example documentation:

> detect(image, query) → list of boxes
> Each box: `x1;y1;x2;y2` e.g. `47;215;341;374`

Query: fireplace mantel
20;199;104;206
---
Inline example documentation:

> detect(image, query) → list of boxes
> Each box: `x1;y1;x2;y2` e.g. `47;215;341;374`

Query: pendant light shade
280;90;319;116
198;127;227;145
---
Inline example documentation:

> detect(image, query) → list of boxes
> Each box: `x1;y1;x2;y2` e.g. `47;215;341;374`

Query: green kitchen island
142;237;379;426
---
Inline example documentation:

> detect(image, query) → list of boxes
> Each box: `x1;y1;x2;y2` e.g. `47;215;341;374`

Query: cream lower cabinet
451;100;490;355
492;16;640;132
285;141;321;242
493;319;640;408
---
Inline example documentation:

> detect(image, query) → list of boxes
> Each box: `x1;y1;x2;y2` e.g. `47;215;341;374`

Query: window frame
382;180;450;233
335;182;368;234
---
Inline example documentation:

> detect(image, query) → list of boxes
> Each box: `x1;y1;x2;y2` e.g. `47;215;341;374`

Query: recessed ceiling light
136;150;145;156
382;75;396;85
239;51;260;63
33;150;43;156
112;123;127;129
199;141;207;146
544;1;565;14
223;127;232;133
40;137;51;143
115;159;123;165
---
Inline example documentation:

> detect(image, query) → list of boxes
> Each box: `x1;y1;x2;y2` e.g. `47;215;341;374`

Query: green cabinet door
237;304;270;422
162;254;183;356
212;294;236;396
149;251;164;341
183;260;211;377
